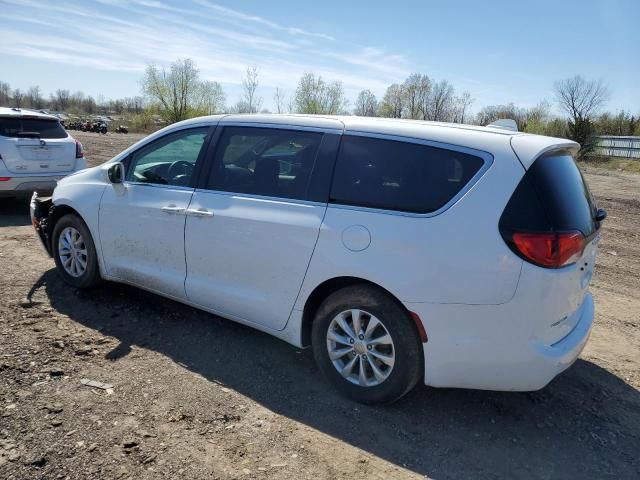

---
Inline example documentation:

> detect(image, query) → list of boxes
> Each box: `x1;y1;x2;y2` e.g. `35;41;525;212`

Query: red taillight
75;140;84;159
0;177;11;181
512;231;586;268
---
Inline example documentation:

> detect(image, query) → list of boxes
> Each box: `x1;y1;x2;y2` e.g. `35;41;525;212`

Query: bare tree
522;101;552;133
554;75;609;158
230;100;252;114
241;66;262;114
379;83;405;118
554;75;609;123
49;89;71;111
425;80;455;121
197;80;226;115
142;59;202;123
0;82;10;106
476;102;528;130
353;89;378;116
453;91;474;123
27;86;44;109
12;88;24;108
273;87;286;114
293;72;347;114
403;73;431;119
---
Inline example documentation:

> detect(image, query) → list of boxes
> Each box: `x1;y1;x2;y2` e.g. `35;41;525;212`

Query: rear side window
500;151;597;237
0;117;67;139
330;135;485;213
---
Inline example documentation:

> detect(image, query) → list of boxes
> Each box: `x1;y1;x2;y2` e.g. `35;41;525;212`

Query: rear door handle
161;205;185;214
185;208;214;217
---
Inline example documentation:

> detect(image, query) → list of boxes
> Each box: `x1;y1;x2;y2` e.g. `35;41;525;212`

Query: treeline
0;81;145;116
2;60;638;156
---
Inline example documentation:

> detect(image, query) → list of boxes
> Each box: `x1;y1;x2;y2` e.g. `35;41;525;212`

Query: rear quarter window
330;135;485;213
499;150;598;238
0;117;68;139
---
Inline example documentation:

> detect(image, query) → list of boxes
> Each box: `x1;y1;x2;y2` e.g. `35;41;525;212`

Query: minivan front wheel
312;285;423;404
52;214;100;289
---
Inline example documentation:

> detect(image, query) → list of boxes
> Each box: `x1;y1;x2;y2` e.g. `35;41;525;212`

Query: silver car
0;107;86;196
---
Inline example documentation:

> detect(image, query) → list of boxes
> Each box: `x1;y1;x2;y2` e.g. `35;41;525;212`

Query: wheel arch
44;203;84;251
47;204;84;249
300;276;427;347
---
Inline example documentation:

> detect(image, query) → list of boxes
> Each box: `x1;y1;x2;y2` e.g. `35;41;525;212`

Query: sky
0;0;638;115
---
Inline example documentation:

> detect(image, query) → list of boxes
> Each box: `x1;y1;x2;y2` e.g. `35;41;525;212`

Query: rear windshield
500;151;598;238
0;117;68;139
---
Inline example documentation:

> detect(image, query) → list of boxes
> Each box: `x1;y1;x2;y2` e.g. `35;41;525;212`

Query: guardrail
594;136;640;159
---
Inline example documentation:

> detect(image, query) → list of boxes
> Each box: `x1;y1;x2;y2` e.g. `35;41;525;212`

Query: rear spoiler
510;135;580;169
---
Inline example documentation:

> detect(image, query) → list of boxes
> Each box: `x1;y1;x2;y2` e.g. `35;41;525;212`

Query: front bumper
406;293;594;391
29;192;54;256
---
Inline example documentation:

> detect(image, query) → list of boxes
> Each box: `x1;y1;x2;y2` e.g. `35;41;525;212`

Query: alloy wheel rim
326;309;395;387
58;226;88;278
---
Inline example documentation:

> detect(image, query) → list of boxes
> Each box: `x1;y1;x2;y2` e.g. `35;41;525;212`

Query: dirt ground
0;131;638;479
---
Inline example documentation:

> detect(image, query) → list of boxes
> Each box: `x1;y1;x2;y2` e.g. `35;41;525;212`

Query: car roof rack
487;119;518;132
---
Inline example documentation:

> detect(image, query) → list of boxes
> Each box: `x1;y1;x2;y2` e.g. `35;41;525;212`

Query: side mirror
107;162;125;184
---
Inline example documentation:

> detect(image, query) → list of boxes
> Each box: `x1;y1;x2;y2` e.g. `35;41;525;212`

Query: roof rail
487;119;518;132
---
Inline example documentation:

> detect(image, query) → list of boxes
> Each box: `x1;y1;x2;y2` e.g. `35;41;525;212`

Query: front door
184;126;331;330
99;127;210;299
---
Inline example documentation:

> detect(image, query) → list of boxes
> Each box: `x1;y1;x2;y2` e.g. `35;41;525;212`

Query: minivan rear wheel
312;285;423;404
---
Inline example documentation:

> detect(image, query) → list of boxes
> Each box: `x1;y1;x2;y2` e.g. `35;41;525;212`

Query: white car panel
99;183;194;298
184;191;325;330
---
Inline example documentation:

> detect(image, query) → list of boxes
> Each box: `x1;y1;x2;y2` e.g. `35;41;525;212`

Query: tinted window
500;151;599;243
527;152;597;236
207;127;322;200
0;117;67;139
330;135;484;213
126;128;208;187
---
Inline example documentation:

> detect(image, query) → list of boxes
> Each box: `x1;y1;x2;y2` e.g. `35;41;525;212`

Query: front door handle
161;205;185;214
185;208;214;217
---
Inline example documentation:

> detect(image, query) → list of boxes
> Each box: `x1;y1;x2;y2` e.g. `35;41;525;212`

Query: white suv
30;114;606;404
0;107;86;196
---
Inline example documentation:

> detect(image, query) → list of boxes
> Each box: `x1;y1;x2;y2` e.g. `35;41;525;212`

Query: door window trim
328;131;494;218
122;125;216;190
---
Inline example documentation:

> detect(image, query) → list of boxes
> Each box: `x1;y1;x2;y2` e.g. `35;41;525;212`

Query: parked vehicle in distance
30;114;606;404
0;107;86;197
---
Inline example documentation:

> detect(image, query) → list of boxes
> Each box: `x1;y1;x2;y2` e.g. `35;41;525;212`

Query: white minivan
30;114;606;404
0;107;86;196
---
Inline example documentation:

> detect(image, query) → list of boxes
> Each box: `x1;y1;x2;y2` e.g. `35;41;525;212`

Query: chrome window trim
193;188;326;209
329;131;495;218
122;182;195;192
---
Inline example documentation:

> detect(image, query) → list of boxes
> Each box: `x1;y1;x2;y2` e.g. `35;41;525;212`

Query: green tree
142;59;202;123
293;72;347;114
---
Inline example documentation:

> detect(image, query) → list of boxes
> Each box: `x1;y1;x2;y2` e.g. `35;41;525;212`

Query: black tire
51;214;101;289
312;285;423;404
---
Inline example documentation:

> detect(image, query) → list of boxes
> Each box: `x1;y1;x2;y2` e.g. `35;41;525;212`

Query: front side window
126;128;208;186
330;135;485;213
207;127;322;200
